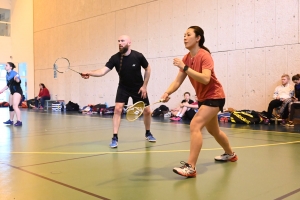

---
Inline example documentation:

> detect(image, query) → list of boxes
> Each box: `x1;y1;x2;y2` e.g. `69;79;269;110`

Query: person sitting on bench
286;74;300;127
33;83;50;109
264;74;294;125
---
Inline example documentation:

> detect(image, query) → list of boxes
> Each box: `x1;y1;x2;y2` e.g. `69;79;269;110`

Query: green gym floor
1;108;300;200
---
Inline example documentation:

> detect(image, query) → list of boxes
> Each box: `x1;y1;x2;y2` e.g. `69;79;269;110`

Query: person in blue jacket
0;62;23;126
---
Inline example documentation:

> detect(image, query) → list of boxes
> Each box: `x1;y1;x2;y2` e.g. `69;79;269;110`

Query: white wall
11;0;34;99
0;0;11;9
0;0;34;100
33;0;300;111
0;37;11;61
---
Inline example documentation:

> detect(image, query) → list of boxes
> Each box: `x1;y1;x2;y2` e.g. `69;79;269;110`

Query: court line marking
4;163;110;200
275;187;300;200
2;140;300;155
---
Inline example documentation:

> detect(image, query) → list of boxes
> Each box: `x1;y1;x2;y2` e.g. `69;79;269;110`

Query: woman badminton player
0;62;23;126
161;26;237;178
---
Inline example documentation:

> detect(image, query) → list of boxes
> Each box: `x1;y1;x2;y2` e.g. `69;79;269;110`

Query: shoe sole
145;137;156;142
110;142;118;148
173;169;196;178
215;155;238;162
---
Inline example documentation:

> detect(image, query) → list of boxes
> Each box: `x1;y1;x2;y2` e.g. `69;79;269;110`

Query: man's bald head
118;35;131;54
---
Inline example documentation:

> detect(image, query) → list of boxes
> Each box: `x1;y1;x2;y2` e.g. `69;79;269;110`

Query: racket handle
81;73;90;79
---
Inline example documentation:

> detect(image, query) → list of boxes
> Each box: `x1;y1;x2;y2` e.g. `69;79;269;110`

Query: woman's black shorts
198;99;225;112
10;86;23;96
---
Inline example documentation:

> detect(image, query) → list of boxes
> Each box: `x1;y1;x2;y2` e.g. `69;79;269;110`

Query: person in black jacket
286;74;300;127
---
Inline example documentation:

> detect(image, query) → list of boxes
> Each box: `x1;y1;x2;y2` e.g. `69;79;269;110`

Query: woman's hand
173;58;185;70
160;92;170;102
14;74;20;82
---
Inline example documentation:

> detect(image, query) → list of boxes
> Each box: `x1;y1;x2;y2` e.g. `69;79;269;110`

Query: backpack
151;105;169;117
65;101;80;111
230;110;262;124
102;106;115;115
0;102;9;107
92;104;107;113
26;99;35;108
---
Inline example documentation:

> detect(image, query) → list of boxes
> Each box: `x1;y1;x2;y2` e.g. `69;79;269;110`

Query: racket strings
126;101;145;121
127;106;144;115
54;57;82;75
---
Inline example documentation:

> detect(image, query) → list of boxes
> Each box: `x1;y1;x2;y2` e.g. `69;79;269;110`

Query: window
0;63;8;101
0;8;10;37
18;63;27;100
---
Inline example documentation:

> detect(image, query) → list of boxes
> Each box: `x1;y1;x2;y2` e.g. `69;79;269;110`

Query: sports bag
230;110;262;124
151;105;169;117
65;101;80;111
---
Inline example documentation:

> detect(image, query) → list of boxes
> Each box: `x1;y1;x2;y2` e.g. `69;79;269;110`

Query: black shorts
198;99;225;112
10;86;23;96
185;109;196;120
116;86;150;105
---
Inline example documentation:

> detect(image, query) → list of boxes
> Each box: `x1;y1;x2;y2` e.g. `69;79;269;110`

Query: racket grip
81;73;90;79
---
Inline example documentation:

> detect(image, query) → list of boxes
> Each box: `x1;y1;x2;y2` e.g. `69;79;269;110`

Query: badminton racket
125;98;169;121
53;57;83;75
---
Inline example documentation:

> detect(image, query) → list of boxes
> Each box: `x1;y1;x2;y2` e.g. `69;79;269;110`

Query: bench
45;100;65;110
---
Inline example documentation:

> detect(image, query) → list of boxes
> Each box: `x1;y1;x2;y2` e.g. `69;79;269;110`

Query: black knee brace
9;105;14;112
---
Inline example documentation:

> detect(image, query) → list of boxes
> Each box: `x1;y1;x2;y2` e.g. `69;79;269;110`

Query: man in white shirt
264;74;294;124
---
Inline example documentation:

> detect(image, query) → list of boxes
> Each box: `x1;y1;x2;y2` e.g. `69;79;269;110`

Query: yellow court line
2;140;300;155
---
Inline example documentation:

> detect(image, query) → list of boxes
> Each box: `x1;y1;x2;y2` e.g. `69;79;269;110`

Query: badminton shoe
173;161;196;178
145;133;156;142
110;137;118;148
14;121;22;126
3;119;13;125
170;117;182;121
286;121;294;127
214;152;238;162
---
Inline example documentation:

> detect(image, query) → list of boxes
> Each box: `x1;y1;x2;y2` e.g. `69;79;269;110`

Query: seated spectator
264;74;294;125
33;83;50;109
170;92;199;121
286;74;300;127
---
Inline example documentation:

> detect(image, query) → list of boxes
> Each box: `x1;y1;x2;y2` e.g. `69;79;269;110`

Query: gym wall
33;0;300;111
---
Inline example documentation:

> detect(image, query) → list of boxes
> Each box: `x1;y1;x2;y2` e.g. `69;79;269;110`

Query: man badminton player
81;35;156;148
161;26;237;178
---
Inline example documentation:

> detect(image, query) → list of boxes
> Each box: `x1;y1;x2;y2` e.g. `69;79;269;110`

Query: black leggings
267;99;289;119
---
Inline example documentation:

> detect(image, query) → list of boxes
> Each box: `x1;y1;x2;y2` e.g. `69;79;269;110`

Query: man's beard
119;44;129;54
